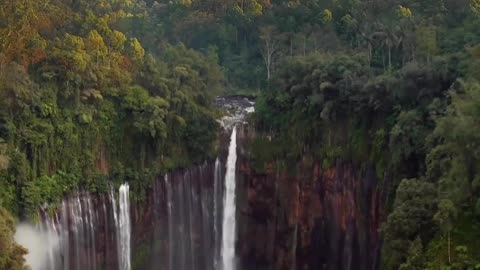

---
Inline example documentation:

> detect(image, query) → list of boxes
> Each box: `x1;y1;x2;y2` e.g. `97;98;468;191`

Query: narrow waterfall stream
213;157;223;269
221;127;238;270
118;184;131;270
164;174;174;270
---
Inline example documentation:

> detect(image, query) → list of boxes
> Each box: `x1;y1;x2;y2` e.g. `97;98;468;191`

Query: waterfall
151;174;164;269
162;163;223;270
24;193;99;270
70;193;97;270
60;201;69;270
165;175;174;270
117;184;131;270
27;159;234;270
28;158;233;270
36;185;131;270
221;127;238;270
41;214;60;270
213;157;223;269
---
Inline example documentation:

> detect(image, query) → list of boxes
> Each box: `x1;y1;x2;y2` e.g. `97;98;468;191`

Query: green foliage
121;85;168;139
252;30;478;270
0;0;479;267
427;81;480;205
472;0;480;16
399;237;424;270
382;179;437;269
247;136;284;171
0;0;225;221
416;25;439;61
127;38;145;64
22;172;79;217
0;179;16;215
422;213;480;269
434;199;458;234
0;141;9;171
389;110;429;166
398;5;414;18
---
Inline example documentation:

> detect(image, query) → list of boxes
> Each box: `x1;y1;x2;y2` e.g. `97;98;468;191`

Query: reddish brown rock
236;126;387;270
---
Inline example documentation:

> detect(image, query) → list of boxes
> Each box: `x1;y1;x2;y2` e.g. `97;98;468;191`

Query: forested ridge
0;0;479;269
250;1;480;269
0;2;223;267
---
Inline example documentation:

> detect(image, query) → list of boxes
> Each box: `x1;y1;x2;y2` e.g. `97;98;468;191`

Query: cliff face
131;161;223;270
236;126;387;270
38;124;387;270
38;160;223;270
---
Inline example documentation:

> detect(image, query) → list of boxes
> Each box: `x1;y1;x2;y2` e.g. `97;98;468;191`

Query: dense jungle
0;0;479;269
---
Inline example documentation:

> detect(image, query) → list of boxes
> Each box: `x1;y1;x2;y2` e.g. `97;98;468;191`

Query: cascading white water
42;215;60;270
86;195;96;270
109;187;119;232
164;174;174;270
164;164;222;270
118;183;131;270
221;127;238;270
20;193;99;270
60;201;69;270
213;157;222;269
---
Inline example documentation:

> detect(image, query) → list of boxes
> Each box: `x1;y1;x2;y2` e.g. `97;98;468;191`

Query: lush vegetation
253;56;480;268
0;0;224;219
248;1;480;269
1;0;480;269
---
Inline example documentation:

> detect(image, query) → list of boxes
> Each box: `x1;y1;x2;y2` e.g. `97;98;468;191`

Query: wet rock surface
215;95;255;130
236;125;387;270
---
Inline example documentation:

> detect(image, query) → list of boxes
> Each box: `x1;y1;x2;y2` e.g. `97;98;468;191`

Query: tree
399;237;424;270
383;178;437;270
127;38;145;64
471;0;480;15
60;33;91;72
428;81;480;204
259;26;282;81
86;30;108;66
433;199;458;265
389;110;428;166
416;25;438;64
108;30;127;50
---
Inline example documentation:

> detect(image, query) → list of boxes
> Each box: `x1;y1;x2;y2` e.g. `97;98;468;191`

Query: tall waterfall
117;184;131;270
161;162;224;270
25;156;239;270
28;162;227;270
164;174;175;270
26;185;132;270
213;157;223;269
221;127;238;270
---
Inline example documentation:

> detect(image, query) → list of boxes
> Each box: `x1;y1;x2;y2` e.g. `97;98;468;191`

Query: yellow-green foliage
0;0;223;217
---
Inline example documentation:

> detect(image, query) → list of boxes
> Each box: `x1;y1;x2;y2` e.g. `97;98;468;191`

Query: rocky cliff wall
236;125;388;270
38;124;387;270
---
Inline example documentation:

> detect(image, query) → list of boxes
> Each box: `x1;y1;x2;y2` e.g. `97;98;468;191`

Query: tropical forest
0;0;479;269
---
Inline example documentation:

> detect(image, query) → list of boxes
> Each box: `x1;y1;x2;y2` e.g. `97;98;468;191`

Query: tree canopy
0;0;479;268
